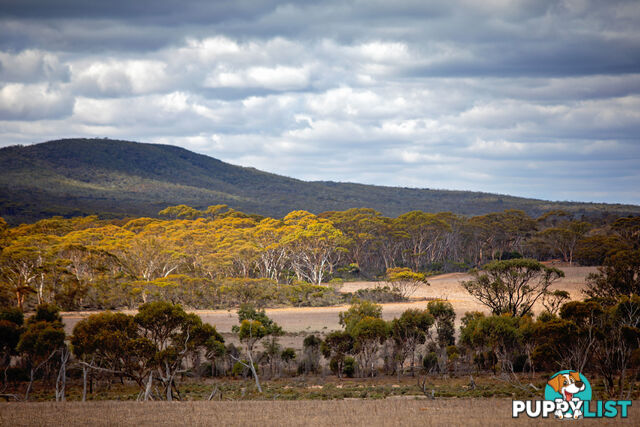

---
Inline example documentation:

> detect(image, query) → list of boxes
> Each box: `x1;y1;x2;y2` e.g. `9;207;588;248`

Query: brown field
1;399;636;426
6;266;636;425
60;265;599;350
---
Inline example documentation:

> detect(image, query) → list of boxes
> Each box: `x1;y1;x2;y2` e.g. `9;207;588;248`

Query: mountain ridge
1;138;639;224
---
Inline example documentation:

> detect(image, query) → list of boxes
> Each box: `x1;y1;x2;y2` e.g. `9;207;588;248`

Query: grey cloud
0;0;638;204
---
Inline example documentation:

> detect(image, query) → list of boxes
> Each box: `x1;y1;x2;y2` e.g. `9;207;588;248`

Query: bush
329;357;340;374
231;361;253;377
423;352;438;372
279;282;343;307
343;357;357;378
499;251;523;260
349;286;405;303
0;307;24;326
31;303;62;324
329;356;357;377
536;311;556;322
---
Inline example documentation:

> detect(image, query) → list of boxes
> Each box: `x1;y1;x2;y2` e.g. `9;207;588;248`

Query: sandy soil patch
61;266;598;343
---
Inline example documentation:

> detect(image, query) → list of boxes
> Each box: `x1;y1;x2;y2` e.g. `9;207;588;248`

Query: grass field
1;399;636;426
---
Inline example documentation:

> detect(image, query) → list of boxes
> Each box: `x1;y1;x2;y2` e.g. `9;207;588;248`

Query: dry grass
1;399;636;426
61;266;598;344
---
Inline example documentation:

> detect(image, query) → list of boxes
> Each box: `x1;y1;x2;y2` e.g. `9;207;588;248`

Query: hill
1;138;639;224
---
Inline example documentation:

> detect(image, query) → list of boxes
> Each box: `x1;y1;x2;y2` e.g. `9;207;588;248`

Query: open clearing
1;399;636;426
60;266;597;349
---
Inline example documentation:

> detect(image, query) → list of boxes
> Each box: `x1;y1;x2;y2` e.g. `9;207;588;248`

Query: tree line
0;205;638;311
1;215;638;402
1;288;637;401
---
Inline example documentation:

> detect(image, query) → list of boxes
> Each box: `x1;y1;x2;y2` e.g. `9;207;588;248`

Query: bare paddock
1;399;636;426
60;266;598;340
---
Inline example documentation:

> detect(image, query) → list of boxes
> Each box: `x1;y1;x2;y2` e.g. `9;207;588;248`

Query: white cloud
72;59;169;97
0;49;70;83
205;65;310;90
0;83;74;120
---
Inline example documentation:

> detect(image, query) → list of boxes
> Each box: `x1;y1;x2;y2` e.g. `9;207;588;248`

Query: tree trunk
247;351;262;393
144;373;153;401
25;368;35;401
82;364;88;402
55;348;69;402
165;363;173;401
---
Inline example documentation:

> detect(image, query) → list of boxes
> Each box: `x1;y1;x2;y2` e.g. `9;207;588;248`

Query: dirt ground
60;265;598;349
1;399;636;426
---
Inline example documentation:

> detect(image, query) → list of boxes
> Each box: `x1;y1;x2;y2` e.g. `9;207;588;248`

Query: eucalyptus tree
462;258;564;317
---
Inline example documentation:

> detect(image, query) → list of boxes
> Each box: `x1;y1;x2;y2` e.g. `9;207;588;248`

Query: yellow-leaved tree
282;211;350;284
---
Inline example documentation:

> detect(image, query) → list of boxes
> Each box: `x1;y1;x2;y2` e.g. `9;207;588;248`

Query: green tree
461;259;564;317
71;311;156;400
394;211;451;271
390;309;434;375
541;290;570;315
134;302;220;400
0;307;23;389
338;299;382;333
17;305;66;400
231;304;282;393
301;334;322;374
583;249;640;302
538;220;591;264
574;235;629;266
320;208;388;277
351;316;389;377
611;217;640;248
283;211;350;284
427;300;456;348
321;331;354;378
460;314;522;377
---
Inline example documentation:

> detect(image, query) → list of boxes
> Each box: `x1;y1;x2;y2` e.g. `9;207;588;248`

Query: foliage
342;356;357;377
385;267;429;299
17;305;66;374
427;301;456;348
390;309;434;373
584;249;640;302
349;285;405;303
338;299;382;334
461;259;564;316
0;196;637;313
71;311;156;387
351;316;389;377
321;331;354;379
541;289;570;315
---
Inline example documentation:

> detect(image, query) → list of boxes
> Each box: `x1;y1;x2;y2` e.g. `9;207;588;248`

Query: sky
1;0;639;204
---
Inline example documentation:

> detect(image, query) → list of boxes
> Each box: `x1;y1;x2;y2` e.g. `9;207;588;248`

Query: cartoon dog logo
546;371;586;419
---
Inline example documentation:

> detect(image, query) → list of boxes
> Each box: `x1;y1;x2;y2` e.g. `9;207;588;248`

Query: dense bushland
0;207;638;311
1;292;637;401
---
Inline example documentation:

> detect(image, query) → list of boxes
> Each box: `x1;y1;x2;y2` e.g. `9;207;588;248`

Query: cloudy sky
1;0;639;204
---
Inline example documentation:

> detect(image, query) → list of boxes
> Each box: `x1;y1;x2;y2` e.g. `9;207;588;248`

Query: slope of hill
1;138;639;224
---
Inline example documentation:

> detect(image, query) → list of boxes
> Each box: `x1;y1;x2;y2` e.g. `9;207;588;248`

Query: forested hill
1;138;639;224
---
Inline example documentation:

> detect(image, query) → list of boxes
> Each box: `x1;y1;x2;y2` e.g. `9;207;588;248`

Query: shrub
343;357;357;378
350;286;405;303
422;352;438;372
